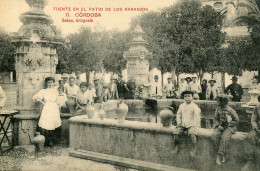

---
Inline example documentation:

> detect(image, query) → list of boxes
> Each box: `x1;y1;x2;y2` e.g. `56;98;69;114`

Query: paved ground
0;145;138;171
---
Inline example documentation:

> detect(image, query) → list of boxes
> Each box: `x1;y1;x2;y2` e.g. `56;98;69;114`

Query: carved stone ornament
24;73;43;88
24;43;44;71
139;52;145;59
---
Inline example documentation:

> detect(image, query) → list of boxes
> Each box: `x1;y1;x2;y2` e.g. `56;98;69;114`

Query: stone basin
69;115;249;171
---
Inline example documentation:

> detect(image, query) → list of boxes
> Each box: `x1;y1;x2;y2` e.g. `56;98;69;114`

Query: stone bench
69;116;248;171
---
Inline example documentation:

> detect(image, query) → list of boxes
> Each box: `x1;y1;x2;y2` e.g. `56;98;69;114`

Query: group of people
163;75;244;102
174;90;259;168
31;73;141;146
174;90;239;164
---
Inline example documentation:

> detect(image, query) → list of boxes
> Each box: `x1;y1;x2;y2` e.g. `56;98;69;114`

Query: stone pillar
11;0;62;145
12;0;62;109
123;24;152;97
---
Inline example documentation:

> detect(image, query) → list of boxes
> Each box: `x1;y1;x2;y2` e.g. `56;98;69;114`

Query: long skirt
38;101;61;130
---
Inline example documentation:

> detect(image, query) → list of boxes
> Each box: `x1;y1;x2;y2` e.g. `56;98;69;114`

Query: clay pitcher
117;100;128;123
99;103;106;120
32;132;45;152
66;98;76;114
86;104;96;119
159;107;174;127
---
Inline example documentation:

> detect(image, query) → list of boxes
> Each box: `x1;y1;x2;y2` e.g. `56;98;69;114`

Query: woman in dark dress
200;79;207;100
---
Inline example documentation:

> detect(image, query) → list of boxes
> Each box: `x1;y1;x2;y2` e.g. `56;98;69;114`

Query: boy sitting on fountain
211;94;239;165
173;90;201;157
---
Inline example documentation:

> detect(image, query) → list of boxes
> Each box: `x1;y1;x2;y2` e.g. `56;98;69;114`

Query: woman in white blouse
33;77;61;146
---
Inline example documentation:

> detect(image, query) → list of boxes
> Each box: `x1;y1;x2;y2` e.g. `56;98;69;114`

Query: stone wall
145;99;251;131
69;116;248;171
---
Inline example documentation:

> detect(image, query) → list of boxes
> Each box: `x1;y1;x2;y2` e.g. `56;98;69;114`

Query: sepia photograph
0;0;260;170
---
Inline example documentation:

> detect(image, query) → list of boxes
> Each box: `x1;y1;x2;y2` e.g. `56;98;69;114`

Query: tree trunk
221;72;225;93
197;70;204;83
86;70;90;83
161;66;164;88
171;65;177;87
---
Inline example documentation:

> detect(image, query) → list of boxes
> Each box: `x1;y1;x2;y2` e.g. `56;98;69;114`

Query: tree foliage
57;27;130;75
102;31;131;74
0;28;15;72
134;0;225;80
236;0;260;79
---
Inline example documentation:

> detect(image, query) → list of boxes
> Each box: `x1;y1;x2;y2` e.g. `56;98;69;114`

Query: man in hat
0;83;6;109
211;94;239;165
149;75;162;98
94;76;103;103
116;74;128;99
125;77;141;99
110;76;119;99
206;79;219;100
75;71;82;86
225;76;243;102
173;90;201;157
190;76;201;100
185;77;192;91
163;76;176;98
241;102;260;171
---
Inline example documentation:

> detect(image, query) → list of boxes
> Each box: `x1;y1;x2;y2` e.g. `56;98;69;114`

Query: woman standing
33;77;61;146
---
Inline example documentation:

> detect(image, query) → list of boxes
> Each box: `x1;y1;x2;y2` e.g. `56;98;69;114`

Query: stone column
124;24;152;97
11;0;62;145
12;0;62;109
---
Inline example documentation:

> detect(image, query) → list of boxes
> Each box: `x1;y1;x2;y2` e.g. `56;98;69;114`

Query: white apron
33;88;61;130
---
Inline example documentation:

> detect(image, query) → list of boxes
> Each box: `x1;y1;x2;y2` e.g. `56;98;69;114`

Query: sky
0;0;178;36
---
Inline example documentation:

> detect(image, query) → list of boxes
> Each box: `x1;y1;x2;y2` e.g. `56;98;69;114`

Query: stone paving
0;145;138;171
21;148;138;171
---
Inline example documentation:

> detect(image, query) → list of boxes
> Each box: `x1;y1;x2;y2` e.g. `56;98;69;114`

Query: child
173;90;201;157
211;94;239;165
56;86;68;113
88;82;96;104
76;82;92;112
103;83;111;102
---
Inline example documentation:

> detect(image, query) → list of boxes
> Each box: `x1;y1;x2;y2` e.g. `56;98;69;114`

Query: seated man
211;94;239;165
173;90;201;157
242;102;260;171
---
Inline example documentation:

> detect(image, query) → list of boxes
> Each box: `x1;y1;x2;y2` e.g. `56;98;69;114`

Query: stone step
69;149;195;171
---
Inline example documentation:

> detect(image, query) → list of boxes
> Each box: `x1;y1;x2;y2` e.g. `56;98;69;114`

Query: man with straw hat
149;75;162;98
163;76;176;98
206;79;219;100
190;76;201;100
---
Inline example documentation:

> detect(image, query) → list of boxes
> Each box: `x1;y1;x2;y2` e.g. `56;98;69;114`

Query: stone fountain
242;77;260;115
123;24;152;98
11;0;62;145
